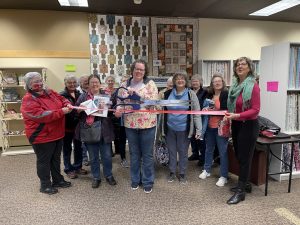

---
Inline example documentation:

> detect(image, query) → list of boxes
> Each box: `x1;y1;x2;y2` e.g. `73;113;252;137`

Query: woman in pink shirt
225;57;260;204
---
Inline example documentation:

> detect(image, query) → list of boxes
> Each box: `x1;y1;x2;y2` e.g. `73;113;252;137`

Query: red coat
21;89;70;144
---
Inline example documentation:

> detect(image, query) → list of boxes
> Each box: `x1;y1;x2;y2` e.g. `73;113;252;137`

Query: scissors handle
114;103;141;114
115;87;141;101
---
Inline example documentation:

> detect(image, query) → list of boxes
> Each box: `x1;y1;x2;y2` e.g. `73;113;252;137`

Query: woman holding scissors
115;59;158;194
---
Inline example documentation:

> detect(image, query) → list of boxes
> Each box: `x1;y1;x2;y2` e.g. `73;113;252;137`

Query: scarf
227;75;255;113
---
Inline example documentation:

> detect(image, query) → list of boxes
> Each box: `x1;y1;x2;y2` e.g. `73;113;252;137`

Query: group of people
21;56;260;205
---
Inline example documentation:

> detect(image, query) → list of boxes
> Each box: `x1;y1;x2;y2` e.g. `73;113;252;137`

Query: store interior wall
1;10;300;91
198;18;300;61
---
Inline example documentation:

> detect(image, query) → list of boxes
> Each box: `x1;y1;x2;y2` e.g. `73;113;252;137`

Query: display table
256;135;300;196
228;143;266;186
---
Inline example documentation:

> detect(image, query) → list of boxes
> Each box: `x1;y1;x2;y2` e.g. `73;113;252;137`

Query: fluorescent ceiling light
250;0;300;16
58;0;89;7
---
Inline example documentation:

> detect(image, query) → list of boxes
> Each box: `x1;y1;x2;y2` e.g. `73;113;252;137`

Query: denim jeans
86;138;113;180
125;127;156;188
204;127;229;178
63;132;83;173
82;142;89;162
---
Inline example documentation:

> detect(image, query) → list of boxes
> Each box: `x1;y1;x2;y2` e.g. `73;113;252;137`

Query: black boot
227;190;245;205
230;182;252;193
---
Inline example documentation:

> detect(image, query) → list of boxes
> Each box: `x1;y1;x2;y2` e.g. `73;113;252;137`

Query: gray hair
191;74;203;83
105;75;116;83
64;74;78;85
167;76;173;83
24;72;42;91
79;74;89;82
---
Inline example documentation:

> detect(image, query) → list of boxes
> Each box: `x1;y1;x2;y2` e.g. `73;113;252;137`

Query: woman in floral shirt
115;59;158;194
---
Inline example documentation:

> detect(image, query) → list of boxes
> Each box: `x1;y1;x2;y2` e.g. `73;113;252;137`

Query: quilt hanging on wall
88;14;149;82
151;17;198;77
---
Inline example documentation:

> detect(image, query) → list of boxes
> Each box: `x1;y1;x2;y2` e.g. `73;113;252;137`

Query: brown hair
233;57;255;79
207;72;227;95
172;71;189;88
130;59;149;79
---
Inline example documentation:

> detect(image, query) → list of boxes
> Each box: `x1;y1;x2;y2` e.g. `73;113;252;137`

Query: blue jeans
86;139;113;180
82;142;89;162
63;132;83;173
204;128;229;178
125;127;156;188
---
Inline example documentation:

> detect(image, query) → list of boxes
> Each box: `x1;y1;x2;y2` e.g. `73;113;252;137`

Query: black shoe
230;183;252;193
197;160;204;167
227;192;245;205
188;154;200;161
52;180;71;188
92;179;101;188
40;187;58;195
106;176;117;186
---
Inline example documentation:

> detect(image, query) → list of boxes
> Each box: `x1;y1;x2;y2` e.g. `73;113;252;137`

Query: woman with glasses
162;72;202;184
59;75;88;179
115;59;158;194
21;72;72;195
199;73;229;188
225;57;260;204
76;74;117;188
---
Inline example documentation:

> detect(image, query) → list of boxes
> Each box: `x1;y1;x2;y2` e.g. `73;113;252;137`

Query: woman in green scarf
225;57;260;205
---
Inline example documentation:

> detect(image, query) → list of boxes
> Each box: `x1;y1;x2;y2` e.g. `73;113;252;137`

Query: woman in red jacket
21;72;72;195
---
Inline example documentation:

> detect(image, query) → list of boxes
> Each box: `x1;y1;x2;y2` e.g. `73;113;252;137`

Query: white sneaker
199;170;210;179
216;177;228;187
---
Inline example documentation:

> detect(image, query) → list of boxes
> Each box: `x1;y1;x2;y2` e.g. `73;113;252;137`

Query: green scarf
227;75;255;113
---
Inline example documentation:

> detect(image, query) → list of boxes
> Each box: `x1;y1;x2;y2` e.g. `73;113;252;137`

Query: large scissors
114;87;190;111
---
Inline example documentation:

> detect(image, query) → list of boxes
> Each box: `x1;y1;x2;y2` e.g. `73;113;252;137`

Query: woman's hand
114;107;123;118
77;104;85;113
224;112;240;120
62;107;72;114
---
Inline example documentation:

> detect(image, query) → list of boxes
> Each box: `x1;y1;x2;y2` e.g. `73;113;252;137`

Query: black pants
63;132;83;173
32;139;64;188
232;119;259;189
114;125;127;160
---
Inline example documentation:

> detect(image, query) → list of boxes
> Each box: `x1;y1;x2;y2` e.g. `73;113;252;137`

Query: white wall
198;18;300;60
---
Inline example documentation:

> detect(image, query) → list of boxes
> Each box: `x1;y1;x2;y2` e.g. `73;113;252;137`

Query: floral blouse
119;79;158;129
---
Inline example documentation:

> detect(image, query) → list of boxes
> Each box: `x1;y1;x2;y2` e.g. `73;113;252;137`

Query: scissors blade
141;100;191;107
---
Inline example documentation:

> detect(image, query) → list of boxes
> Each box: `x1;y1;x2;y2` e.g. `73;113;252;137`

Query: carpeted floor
0;152;300;225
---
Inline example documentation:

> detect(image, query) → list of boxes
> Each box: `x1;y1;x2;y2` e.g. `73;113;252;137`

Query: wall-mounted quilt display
88;14;149;82
151;17;198;77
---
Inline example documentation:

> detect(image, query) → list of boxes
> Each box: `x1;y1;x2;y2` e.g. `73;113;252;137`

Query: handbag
80;120;101;143
154;137;169;166
218;119;231;138
258;116;281;134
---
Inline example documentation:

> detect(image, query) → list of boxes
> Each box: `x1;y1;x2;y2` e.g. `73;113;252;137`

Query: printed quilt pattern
88;14;149;82
151;17;198;77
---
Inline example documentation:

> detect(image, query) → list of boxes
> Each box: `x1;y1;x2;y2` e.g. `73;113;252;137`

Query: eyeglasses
134;68;145;72
31;79;43;84
212;80;223;84
236;62;248;67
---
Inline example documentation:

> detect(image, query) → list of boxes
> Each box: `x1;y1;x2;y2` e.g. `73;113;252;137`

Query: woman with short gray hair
60;75;87;179
21;72;73;195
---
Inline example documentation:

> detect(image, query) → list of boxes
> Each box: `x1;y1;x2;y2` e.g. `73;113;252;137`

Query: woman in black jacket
60;75;87;179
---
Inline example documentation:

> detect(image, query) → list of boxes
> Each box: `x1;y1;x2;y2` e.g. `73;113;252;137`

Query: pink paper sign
267;81;279;92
